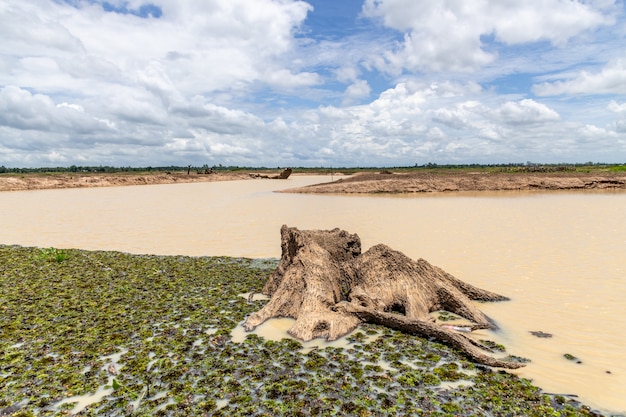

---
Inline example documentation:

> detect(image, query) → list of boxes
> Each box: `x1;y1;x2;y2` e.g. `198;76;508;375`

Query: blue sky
1;0;626;167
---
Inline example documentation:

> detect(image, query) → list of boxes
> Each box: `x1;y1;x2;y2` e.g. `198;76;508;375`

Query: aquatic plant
37;247;69;263
564;353;583;364
0;245;611;416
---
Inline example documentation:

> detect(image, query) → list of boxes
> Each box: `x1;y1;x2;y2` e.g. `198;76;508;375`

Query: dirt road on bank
282;171;626;194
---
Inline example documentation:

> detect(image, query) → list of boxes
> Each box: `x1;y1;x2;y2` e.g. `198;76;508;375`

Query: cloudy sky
1;0;626;168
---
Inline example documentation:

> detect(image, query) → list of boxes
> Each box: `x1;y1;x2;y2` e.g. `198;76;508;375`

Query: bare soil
282;171;626;194
0;172;254;192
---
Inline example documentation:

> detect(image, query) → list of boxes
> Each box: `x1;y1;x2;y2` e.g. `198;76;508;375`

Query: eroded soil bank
0;172;253;192
282;171;626;194
3;170;626;194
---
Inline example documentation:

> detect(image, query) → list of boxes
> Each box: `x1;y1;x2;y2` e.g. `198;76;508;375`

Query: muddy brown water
1;175;625;414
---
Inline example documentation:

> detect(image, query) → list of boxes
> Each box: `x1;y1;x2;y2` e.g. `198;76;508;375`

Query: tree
244;226;523;369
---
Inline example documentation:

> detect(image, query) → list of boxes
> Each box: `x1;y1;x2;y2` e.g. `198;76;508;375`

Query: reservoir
1;175;624;414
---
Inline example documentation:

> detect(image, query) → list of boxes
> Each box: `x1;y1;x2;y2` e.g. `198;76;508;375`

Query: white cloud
171;100;264;134
0;0;313;97
1;75;625;166
489;1;612;45
362;0;613;73
208;142;254;158
607;100;626;132
534;58;626;95
0;1;85;55
286;82;616;165
0;85;111;133
0;0;625;167
426;127;446;140
432;106;473;130
579;123;614;138
608;100;626;113
136;61;181;105
263;69;322;89
370;82;427;111
496;99;560;125
336;66;360;83
343;79;371;105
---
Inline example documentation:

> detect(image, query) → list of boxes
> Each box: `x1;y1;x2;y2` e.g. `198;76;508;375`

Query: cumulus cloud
533;58;626;95
433;101;486;130
291;83;605;165
0;0;625;167
343;79;371;104
0;0;320;166
607;100;626;132
608;100;626;113
496;99;560;125
263;69;322;89
0;2;85;55
362;0;613;73
0;85;112;133
171;100;264;135
0;0;313;96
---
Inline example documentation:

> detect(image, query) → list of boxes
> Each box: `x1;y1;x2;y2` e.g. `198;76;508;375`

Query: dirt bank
282;171;626;194
0;172;255;192
4;170;626;194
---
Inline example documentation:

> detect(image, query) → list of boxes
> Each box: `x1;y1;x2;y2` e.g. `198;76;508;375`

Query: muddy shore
2;170;626;194
0;172;253;192
0;245;612;416
282;171;626;194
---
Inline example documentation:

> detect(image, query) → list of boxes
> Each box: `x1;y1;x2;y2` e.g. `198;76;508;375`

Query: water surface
1;176;624;413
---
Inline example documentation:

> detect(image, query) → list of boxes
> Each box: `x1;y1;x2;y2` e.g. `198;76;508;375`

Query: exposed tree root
244;225;524;368
335;302;524;369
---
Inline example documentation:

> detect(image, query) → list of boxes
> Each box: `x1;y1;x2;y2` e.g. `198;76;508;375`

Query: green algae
564;353;583;364
0;245;612;416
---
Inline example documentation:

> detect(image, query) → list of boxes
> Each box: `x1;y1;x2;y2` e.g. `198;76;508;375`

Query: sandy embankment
0;172;253;192
281;171;626;194
2;170;626;193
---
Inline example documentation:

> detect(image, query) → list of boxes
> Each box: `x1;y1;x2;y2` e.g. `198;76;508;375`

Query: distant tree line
0;165;235;174
0;162;624;174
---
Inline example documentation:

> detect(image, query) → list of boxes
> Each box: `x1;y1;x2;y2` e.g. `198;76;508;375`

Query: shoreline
281;171;626;194
3;170;625;194
0;171;253;192
0;244;615;416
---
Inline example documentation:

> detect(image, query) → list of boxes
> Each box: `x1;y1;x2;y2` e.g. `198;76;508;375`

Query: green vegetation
0;245;609;416
1;162;625;176
37;247;69;263
564;353;582;364
608;164;626;172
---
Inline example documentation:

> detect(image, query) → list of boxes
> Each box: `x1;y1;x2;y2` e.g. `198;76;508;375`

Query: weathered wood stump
244;225;523;368
249;168;293;179
271;168;292;179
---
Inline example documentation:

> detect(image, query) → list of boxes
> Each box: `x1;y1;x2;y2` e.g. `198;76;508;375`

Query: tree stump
270;168;292;179
243;225;524;368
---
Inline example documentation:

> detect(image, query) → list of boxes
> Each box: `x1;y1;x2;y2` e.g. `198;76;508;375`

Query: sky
1;0;626;168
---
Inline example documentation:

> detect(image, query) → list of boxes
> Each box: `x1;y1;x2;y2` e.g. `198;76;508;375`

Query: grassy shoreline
0;245;611;416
